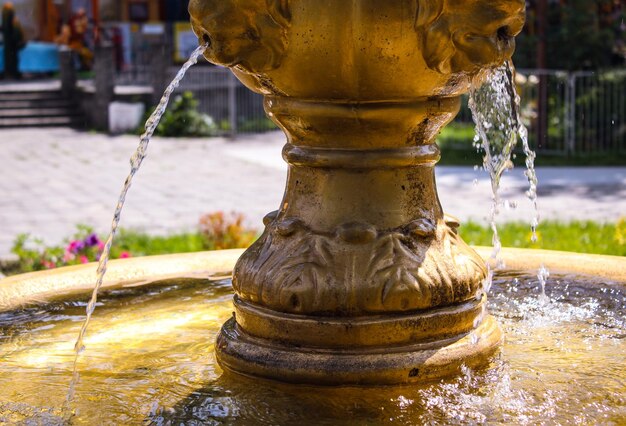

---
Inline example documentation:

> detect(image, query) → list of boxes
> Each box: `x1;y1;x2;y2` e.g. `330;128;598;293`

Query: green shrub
238;117;278;133
198;212;258;250
138;91;218;137
10;225;130;274
4;212;259;276
437;122;475;149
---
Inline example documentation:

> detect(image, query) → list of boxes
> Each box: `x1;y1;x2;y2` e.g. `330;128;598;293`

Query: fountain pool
0;249;624;424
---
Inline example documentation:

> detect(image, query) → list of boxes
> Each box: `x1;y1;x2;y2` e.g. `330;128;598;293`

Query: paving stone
1;127;625;260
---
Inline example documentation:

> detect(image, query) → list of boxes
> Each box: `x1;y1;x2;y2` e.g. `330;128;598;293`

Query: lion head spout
189;0;291;74
416;0;525;75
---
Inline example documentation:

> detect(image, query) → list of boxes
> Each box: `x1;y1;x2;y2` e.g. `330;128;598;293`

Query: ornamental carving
233;214;486;315
416;0;526;74
189;0;291;74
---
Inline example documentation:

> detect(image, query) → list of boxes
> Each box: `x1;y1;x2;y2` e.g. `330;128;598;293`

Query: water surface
0;273;623;424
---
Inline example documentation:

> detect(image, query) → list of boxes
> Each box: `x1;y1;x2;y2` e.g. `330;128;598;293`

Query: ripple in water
0;274;623;425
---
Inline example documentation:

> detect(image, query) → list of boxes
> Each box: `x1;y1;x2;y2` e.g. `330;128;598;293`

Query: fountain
187;0;527;384
0;0;625;423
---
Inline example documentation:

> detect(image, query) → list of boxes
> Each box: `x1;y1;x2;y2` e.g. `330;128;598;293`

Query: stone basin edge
0;247;623;313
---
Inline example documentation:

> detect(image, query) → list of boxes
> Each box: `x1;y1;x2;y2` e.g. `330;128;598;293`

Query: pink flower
79;255;89;264
42;260;56;269
97;241;105;251
119;252;131;259
68;240;85;254
63;252;74;263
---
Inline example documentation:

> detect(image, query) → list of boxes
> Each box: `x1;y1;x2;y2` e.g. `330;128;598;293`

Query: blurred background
0;0;274;136
0;0;624;158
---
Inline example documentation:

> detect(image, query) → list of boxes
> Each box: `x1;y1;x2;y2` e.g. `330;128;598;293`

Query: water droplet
470;333;480;345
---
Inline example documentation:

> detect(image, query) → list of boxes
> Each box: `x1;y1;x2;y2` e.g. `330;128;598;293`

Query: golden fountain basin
0;248;624;424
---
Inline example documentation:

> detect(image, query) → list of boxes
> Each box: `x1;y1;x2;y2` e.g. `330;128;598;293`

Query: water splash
469;61;544;299
64;44;207;413
537;265;550;305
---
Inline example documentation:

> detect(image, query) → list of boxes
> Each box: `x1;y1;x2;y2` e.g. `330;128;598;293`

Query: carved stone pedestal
189;0;525;384
217;97;501;384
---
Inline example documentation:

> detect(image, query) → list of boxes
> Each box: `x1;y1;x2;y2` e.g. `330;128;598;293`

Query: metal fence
568;70;626;154
168;66;272;135
456;69;626;155
115;55;153;87
116;52;626;149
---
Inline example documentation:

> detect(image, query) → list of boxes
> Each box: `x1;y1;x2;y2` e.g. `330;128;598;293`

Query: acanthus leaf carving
233;216;486;315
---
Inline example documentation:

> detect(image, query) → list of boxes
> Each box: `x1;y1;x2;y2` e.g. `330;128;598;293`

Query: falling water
511;66;540;243
468;63;518;294
537;264;550;304
469;61;544;298
64;44;207;412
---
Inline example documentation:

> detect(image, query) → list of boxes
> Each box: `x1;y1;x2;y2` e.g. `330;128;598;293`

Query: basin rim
0;247;623;312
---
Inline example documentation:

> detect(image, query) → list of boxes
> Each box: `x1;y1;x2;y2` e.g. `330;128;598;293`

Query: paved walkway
1;128;625;259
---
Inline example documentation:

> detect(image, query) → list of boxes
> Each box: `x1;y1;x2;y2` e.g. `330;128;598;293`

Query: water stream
469;61;544;296
65;45;207;412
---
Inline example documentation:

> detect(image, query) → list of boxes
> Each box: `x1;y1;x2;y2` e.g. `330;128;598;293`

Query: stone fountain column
189;0;525;384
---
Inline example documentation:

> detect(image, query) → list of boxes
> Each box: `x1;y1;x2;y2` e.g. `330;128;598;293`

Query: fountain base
215;295;503;385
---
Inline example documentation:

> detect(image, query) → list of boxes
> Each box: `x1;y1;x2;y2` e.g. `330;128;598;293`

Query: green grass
436;123;626;167
3;220;623;277
105;221;626;258
437;122;476;148
459;220;626;256
113;229;207;256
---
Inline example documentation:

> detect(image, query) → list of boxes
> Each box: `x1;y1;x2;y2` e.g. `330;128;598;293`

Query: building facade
6;0;189;41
